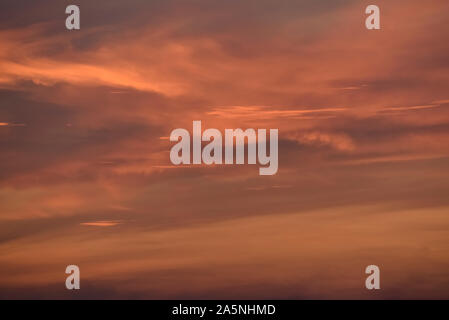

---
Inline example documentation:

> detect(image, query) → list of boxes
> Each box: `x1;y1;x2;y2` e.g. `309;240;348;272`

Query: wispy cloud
80;220;123;227
1;0;449;299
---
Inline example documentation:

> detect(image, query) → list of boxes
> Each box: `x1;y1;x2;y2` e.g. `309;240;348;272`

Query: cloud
1;0;449;298
80;220;122;227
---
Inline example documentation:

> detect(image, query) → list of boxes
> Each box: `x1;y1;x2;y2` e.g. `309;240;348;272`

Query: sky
0;0;449;299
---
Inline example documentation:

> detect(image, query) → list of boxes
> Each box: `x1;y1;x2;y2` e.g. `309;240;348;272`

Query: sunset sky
1;0;449;299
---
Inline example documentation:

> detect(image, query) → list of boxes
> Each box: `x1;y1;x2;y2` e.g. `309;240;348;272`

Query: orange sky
1;0;449;299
